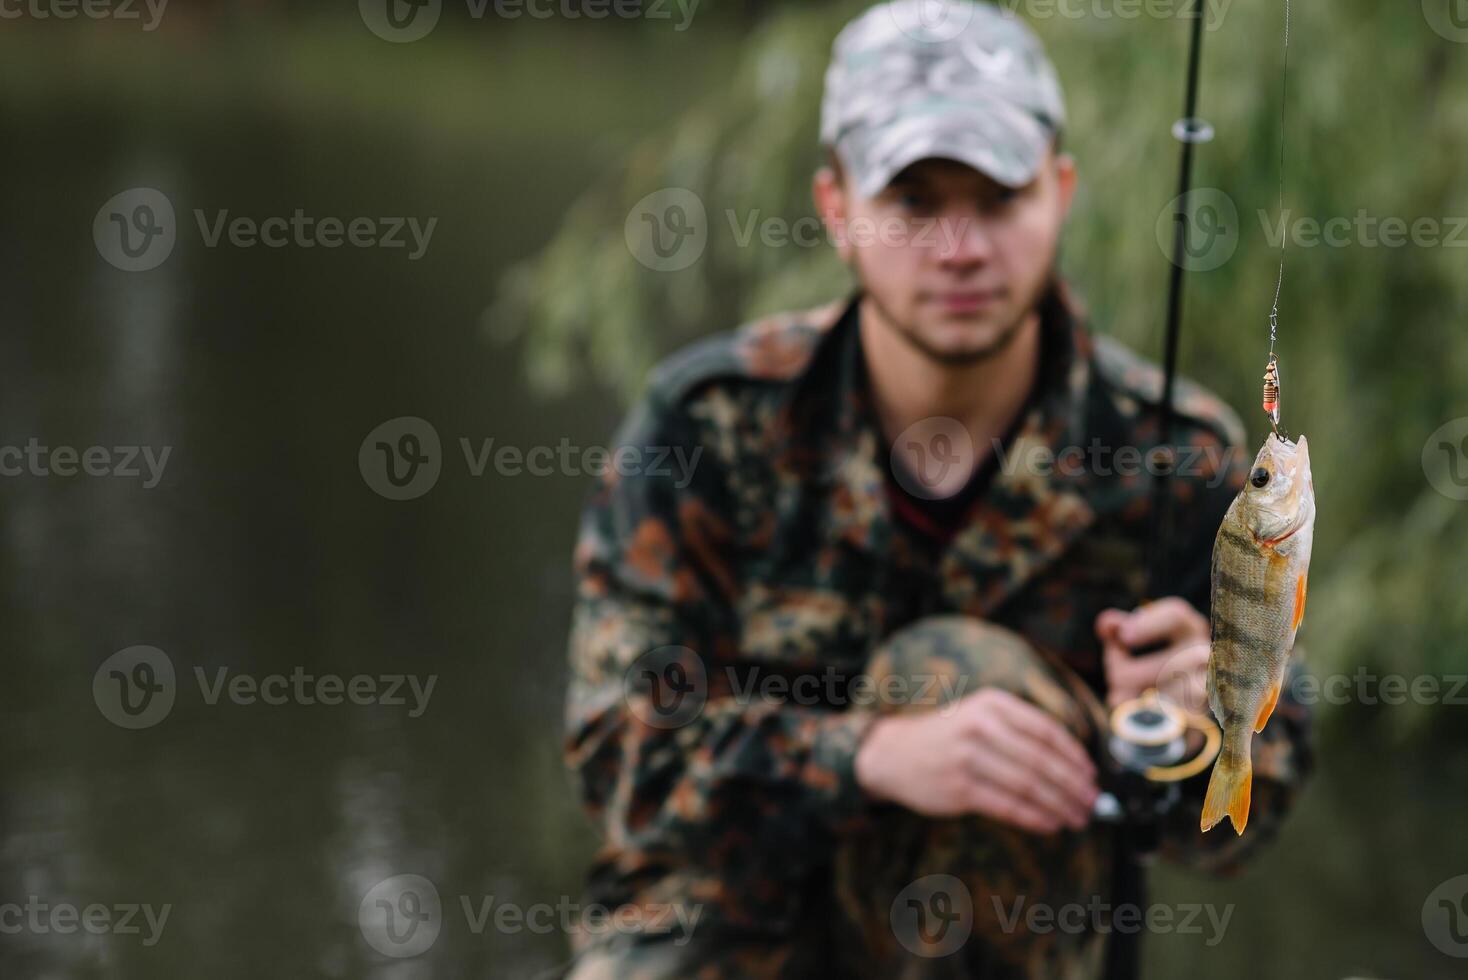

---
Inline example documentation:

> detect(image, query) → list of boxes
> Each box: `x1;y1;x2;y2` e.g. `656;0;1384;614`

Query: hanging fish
1200;432;1315;834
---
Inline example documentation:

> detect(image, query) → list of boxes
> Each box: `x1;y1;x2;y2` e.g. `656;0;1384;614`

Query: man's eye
897;192;932;211
984;188;1020;210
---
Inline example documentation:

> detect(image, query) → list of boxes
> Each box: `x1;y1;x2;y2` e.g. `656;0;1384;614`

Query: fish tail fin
1200;749;1253;835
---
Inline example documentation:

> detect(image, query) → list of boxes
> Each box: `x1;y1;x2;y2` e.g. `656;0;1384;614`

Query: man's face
814;150;1076;364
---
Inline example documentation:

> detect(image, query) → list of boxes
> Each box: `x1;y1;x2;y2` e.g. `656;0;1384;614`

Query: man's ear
1053;152;1078;220
812;166;853;263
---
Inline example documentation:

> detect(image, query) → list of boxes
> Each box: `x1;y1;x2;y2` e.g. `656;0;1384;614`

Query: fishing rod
1107;5;1212;980
1114;0;1295;973
1145;0;1211;600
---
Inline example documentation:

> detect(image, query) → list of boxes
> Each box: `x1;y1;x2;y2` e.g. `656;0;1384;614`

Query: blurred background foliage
494;0;1468;740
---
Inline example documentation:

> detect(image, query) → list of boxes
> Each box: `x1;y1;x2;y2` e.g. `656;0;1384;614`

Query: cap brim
846;100;1052;200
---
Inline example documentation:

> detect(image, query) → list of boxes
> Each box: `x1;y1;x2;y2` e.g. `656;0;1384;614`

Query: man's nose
935;212;994;267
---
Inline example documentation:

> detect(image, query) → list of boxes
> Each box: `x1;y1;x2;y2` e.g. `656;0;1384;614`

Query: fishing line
1264;0;1291;438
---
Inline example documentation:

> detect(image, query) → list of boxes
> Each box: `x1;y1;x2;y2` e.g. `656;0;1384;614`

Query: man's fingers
963;745;1080;833
987;691;1096;780
1115;597;1203;649
1105;639;1214;712
966;778;1064;836
1155;642;1211;714
1094;607;1127;645
992;734;1097;823
1103;639;1152;706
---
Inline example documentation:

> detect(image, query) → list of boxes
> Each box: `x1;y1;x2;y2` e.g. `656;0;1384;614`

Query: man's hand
854;688;1099;834
1095;598;1211;712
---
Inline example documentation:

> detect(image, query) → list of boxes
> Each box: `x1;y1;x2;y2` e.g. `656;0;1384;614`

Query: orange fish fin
1254;676;1284;733
1200;755;1253;835
1291;573;1308;632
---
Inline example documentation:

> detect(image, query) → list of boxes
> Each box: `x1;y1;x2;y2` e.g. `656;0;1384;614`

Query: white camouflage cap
820;0;1067;199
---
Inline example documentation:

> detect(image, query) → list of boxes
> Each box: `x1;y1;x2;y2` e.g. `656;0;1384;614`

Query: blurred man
563;2;1311;976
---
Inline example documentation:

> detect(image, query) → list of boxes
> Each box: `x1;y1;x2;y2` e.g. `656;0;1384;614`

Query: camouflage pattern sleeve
563;383;878;929
1155;423;1314;872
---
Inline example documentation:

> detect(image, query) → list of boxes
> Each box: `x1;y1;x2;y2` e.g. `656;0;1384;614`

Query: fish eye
1250;467;1271;489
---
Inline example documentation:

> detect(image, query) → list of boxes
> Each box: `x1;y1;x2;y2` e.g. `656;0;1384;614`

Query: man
563;2;1311;976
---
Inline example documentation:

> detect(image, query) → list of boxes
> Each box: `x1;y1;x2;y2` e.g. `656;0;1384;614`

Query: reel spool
1093;689;1221;825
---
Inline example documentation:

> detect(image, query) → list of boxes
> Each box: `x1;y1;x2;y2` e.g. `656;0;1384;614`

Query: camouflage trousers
568;615;1117;980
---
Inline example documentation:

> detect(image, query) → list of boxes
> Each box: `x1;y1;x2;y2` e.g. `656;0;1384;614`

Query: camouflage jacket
563;281;1311;948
